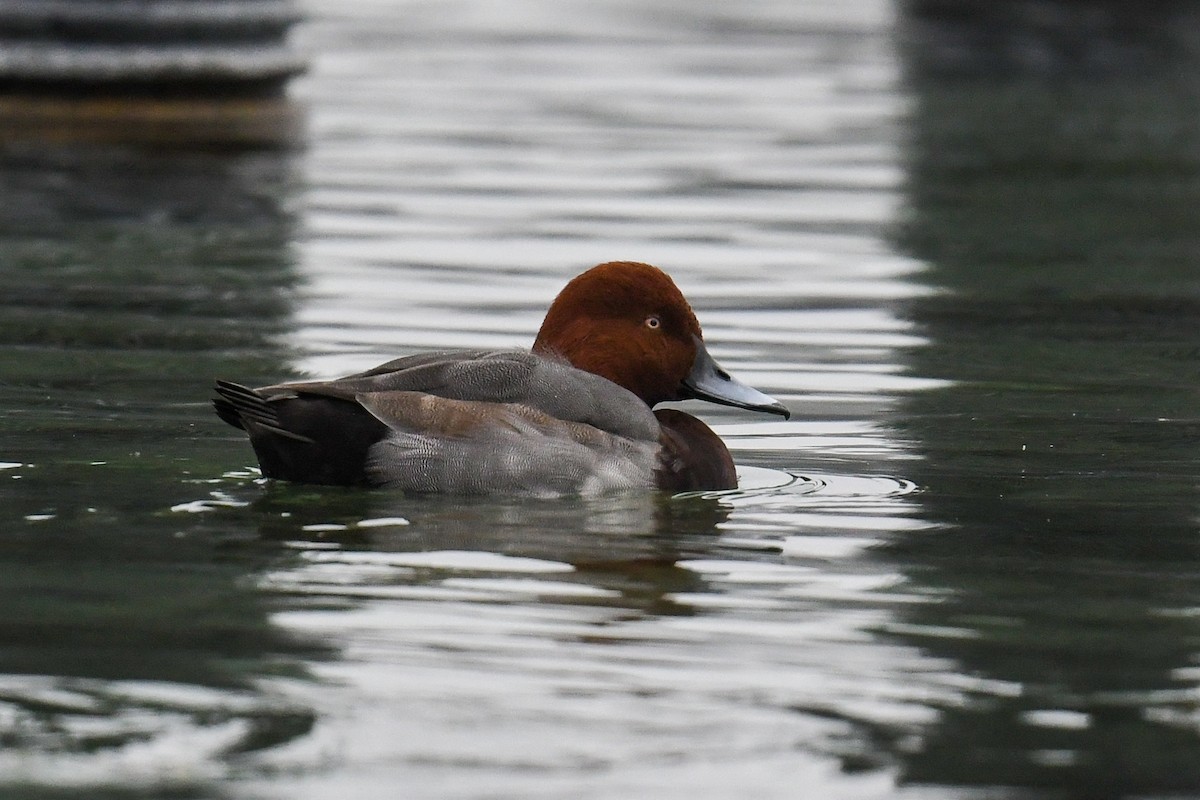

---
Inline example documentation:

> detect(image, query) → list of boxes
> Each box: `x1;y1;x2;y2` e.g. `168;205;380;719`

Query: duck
213;261;788;495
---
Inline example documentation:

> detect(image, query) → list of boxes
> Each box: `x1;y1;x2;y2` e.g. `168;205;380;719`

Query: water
1;0;1199;797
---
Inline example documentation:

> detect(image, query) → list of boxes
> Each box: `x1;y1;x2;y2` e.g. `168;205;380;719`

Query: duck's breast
654;409;737;491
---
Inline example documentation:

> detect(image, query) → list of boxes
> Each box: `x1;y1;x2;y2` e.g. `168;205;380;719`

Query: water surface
1;1;1198;798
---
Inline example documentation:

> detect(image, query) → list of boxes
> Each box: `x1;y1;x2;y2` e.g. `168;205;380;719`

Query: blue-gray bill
682;338;790;419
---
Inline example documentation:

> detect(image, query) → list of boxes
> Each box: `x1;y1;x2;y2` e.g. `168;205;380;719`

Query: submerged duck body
213;261;788;495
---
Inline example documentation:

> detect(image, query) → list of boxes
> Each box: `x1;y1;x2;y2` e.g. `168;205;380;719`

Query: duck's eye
645;315;661;330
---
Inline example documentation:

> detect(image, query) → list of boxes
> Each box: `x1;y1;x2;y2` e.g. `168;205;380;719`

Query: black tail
212;380;385;485
212;380;312;442
213;380;251;430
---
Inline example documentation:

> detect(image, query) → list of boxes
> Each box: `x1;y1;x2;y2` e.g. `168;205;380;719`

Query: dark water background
1;1;1199;797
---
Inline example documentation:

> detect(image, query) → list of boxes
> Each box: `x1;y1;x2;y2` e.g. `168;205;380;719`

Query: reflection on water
219;466;934;799
893;1;1200;795
240;6;935;792
0;100;315;794
1;0;1199;798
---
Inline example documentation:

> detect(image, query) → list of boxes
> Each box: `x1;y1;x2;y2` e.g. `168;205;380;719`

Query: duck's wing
354;390;658;495
262;350;660;442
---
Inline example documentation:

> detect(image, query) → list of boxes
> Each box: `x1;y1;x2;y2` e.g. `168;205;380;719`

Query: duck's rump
213;380;389;486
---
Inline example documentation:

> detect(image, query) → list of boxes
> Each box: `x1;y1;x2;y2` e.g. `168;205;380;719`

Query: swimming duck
213;261;788;495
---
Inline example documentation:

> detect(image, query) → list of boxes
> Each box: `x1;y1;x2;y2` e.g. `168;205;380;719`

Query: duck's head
533;261;789;418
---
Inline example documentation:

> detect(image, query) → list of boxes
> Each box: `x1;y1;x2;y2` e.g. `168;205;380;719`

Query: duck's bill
682;338;790;419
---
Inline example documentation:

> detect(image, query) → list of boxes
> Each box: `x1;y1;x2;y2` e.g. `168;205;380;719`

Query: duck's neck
533;328;674;407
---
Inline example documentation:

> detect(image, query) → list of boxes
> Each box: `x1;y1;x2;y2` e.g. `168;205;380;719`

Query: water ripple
0;675;312;793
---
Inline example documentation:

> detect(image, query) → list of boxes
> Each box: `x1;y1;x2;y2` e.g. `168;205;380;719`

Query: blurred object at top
0;0;305;149
901;0;1200;76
